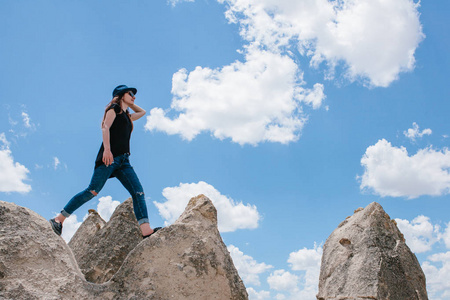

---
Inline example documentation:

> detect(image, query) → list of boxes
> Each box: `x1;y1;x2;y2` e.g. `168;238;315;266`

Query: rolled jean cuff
137;218;149;225
60;209;71;218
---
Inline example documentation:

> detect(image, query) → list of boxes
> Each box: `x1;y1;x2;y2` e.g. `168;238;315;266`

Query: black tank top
95;104;132;168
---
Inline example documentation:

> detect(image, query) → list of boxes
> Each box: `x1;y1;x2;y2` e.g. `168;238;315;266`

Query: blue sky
1;0;449;299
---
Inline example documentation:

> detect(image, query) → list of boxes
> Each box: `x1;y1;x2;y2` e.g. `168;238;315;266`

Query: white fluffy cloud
228;245;273;286
288;244;322;271
154;181;260;232
282;244;322;299
422;252;450;300
0;133;31;193
146;47;324;145
288;244;322;293
156;0;423;145
246;287;271;300
97;196;121;222
395;216;441;253
444;223;450;249
230;243;322;299
61;214;83;243
267;269;300;292
390;215;450;299
404;122;432;141
360;139;450;198
220;0;424;87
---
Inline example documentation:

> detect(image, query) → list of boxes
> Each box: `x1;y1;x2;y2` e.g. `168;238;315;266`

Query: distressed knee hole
90;190;98;196
136;192;144;196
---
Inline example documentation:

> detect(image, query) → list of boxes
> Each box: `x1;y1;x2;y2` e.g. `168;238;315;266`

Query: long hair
101;93;134;131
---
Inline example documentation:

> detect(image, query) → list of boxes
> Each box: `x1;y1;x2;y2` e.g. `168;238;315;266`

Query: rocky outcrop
69;198;142;283
317;202;428;300
0;195;248;299
109;194;248;299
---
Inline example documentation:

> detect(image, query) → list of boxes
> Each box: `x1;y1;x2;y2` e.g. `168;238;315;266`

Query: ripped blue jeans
61;153;149;225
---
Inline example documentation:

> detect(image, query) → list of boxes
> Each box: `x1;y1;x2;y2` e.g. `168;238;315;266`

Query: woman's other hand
103;149;114;166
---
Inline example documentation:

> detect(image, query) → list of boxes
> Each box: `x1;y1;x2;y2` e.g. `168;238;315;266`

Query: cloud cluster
267;269;300;292
146;47;324;145
228;245;273;286
0;133;31;193
231;243;322;299
404;122;432;141
360;139;450;198
97;196;121;222
403;218;450;300
423;251;450;300
154;181;260;232
61;214;83;242
391;215;450;299
220;0;424;87
288;243;322;297
246;288;270;300
395;216;441;253
444;223;450;249
150;0;423;145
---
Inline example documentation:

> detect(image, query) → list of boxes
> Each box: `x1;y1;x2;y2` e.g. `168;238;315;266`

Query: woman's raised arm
129;103;146;121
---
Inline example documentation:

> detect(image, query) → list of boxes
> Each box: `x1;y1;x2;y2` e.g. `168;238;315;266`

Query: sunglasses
128;91;135;97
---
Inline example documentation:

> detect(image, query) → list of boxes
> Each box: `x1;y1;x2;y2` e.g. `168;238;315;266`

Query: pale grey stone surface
317;202;428;300
69;198;142;283
0;195;248;299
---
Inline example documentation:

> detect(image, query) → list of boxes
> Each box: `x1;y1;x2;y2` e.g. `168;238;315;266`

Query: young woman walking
50;85;160;239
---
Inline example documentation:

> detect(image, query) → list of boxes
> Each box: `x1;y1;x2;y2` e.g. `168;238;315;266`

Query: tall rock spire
317;202;428;300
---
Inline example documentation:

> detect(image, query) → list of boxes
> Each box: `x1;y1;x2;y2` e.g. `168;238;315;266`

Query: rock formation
108;194;247;300
0;200;89;299
0;195;248;299
317;202;428;300
69;198;142;283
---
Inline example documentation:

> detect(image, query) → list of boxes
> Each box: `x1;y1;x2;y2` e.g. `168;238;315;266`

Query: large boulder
0;200;97;299
68;198;142;283
0;195;248;299
317;202;428;300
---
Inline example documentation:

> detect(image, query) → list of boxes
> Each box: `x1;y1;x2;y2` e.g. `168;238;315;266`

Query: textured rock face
68;209;106;257
0;195;248;299
0;200;95;299
317;202;428;300
109;194;248;299
68;198;142;283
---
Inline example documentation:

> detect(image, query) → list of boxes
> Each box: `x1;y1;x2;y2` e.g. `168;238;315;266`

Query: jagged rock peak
69;209;106;250
175;193;218;226
69;198;142;283
317;202;428;300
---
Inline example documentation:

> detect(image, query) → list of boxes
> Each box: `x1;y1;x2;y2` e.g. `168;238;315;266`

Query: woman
50;85;160;239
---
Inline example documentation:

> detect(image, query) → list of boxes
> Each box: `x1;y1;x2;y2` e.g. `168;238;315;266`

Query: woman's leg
57;164;115;223
114;160;153;235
